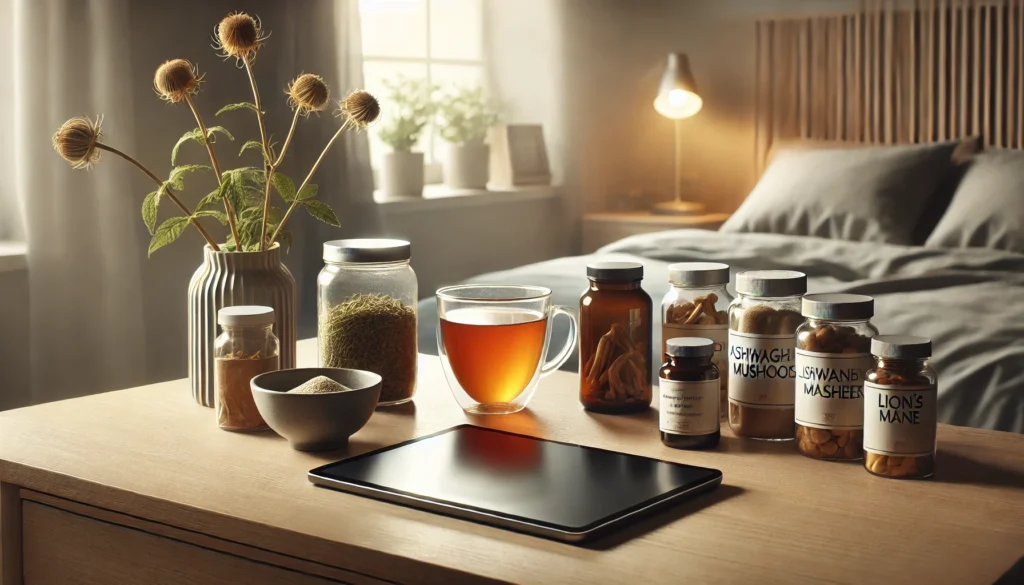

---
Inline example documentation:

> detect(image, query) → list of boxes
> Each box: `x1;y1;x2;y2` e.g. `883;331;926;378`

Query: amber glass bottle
660;337;721;450
579;262;653;414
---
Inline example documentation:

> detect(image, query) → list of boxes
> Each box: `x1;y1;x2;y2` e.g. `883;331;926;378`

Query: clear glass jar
659;337;720;450
661;262;732;421
579;261;653;414
318;239;418;406
214;306;280;431
727;270;806;440
863;336;937;479
794;294;878;460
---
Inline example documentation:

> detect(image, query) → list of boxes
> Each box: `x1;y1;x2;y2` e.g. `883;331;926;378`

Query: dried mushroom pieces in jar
579;261;653;413
794;294;877;461
661;262;733;421
665;293;728;325
727;270;806;441
731;305;804;334
582;323;650;405
796;426;862;459
863;335;938;480
864;452;935;478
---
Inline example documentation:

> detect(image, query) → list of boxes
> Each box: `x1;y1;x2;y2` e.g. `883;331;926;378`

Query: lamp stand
652;118;706;215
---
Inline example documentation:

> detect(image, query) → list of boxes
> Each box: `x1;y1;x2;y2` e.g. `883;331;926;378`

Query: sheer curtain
7;0;377;404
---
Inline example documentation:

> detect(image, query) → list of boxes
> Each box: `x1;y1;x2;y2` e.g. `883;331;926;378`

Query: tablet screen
310;425;721;535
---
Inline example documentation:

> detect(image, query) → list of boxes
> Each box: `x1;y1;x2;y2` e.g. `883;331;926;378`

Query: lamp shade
653;53;703;119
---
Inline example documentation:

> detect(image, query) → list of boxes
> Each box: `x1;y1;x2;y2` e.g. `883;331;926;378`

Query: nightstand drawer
21;502;345;585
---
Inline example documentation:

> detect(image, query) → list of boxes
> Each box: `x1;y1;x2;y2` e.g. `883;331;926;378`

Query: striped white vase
187;243;297;407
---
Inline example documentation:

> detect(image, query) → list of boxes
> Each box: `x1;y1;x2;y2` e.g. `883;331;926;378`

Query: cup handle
540;305;578;377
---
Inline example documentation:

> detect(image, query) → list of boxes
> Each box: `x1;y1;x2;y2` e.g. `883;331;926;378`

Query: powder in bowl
288;375;353;395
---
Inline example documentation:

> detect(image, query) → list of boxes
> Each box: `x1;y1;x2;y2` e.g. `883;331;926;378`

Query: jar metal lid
871;335;932;359
323;239;411;264
665;337;715;357
218;305;275;327
735;270;806;297
667;262;730;287
587;261;643;282
801;293;874;320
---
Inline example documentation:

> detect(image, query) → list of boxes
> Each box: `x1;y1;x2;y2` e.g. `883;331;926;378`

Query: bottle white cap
218;305;275;327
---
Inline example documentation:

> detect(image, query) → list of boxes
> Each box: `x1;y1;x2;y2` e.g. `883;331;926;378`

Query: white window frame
359;0;487;171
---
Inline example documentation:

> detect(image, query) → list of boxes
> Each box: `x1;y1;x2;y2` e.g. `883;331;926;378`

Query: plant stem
184;94;241;247
273;109;301;168
95;143;220;251
269;118;351;245
243;55;273;251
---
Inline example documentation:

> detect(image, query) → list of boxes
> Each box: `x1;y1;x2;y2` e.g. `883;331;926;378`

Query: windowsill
374;184;558;214
0;242;27;273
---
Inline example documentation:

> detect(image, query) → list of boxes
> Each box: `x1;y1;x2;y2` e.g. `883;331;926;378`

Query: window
358;0;485;176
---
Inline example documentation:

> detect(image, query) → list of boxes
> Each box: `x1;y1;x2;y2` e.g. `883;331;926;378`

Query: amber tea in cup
437;285;577;414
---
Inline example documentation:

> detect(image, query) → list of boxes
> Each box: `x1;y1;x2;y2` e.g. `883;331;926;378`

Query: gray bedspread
418;229;1024;433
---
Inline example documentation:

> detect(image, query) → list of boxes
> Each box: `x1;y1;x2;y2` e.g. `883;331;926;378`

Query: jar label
863;383;937;457
794;350;871;430
728;331;796;406
659;378;720;435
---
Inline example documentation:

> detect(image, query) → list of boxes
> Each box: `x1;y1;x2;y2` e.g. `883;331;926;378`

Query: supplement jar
579;261;653;414
863;335;937;479
318;239;418;405
727;270;806;440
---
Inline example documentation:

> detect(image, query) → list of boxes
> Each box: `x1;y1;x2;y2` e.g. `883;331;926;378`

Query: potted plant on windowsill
52;12;379;407
436;84;501;190
377;75;435;199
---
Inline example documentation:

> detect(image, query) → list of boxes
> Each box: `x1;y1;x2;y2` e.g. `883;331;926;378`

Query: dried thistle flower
286;73;330;114
215;12;266;60
52;116;103;169
154;59;202;103
338;90;380;129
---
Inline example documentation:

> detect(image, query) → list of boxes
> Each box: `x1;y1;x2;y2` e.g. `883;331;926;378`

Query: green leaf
206;126;234;142
271;172;296;201
239;140;267;158
141;190;160;234
163;164;211;193
192;210;228;225
170;127;232;165
302;200;340;227
148;216;190;256
171;129;205;166
296;183;318;201
216;102;260;116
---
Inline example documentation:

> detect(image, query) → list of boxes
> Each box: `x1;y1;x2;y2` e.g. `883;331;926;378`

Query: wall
0;266;30;411
380;193;564;299
558;0;857;223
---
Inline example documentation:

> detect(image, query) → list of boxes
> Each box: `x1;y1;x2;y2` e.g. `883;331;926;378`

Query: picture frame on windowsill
488;124;552;188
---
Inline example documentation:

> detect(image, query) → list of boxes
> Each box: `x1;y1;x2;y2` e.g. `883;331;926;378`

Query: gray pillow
721;142;958;244
925;150;1024;253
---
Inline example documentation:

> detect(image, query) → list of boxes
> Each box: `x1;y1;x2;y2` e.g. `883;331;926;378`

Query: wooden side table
582;211;731;253
1;339;1023;584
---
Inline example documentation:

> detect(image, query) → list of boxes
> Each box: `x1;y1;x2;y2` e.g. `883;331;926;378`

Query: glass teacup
437;285;578;414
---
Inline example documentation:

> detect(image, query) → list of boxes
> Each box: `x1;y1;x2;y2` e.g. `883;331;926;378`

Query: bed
419;2;1024;433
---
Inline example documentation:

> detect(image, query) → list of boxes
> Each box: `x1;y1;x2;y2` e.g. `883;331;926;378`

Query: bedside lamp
653;53;704;215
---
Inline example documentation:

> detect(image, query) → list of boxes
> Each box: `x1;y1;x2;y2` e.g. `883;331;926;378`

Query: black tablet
308;425;723;543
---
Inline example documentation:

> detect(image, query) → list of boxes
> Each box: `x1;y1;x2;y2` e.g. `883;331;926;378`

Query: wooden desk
2;339;1023;584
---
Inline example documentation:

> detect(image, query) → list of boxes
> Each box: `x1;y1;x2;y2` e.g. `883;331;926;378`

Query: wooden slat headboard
755;0;1024;172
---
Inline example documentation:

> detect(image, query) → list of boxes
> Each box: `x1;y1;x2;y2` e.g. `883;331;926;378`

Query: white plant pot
380;151;425;198
444;143;490;189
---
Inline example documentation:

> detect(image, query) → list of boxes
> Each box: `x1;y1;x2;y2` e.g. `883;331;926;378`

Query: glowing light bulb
668;89;689;107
